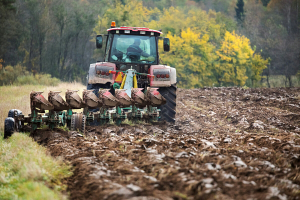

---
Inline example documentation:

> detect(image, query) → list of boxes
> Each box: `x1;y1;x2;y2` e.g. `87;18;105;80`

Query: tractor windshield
109;34;157;64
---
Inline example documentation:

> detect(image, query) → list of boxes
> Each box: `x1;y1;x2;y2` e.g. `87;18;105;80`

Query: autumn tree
267;0;299;86
161;28;217;88
260;0;271;7
0;0;18;62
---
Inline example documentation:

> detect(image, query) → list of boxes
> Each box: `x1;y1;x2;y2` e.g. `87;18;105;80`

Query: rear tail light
106;72;110;76
155;74;170;79
101;71;105;75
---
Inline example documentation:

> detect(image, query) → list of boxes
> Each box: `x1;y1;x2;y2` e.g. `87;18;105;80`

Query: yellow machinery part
133;75;138;88
120;74;127;89
115;72;123;83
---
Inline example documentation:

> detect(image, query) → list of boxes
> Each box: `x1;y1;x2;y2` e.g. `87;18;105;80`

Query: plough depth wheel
71;113;86;133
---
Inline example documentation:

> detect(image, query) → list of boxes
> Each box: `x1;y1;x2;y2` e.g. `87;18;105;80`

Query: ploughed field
32;87;300;200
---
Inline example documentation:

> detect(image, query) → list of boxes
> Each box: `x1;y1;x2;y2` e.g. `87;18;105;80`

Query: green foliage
0;0;18;60
16;74;60;86
297;71;300;80
0;133;72;200
243;0;299;83
260;75;300;88
0;64;28;85
0;64;60;86
93;1;160;34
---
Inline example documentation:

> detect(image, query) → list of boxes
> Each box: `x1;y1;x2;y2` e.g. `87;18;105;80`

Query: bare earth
31;87;300;200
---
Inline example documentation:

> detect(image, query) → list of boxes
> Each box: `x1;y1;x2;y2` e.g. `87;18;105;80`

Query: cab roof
107;27;162;36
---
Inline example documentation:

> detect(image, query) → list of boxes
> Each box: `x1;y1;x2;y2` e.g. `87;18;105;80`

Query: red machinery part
109;70;117;74
107;27;163;35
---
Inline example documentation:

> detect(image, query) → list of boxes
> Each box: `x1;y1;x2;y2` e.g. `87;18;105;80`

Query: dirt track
32;87;300;200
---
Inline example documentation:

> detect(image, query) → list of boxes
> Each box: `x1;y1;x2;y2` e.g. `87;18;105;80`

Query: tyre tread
4;117;15;139
158;85;177;123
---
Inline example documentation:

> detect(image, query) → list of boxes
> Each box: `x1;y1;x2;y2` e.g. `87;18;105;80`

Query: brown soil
32;87;300;200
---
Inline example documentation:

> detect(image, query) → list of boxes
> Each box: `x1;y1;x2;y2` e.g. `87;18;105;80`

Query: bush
16;74;60;86
0;64;28;85
0;64;60;86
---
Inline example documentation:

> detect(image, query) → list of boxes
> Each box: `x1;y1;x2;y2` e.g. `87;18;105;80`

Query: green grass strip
0;132;72;200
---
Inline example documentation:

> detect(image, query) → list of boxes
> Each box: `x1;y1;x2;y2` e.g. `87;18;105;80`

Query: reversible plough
4;68;166;137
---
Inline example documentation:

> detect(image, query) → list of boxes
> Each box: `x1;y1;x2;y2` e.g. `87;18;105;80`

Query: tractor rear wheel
158;84;177;123
71;113;86;133
4;117;15;139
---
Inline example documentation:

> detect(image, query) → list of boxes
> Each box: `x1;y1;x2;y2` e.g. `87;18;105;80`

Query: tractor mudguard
149;65;176;87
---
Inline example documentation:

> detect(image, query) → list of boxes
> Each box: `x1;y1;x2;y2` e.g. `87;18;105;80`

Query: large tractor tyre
4;117;15;139
158;84;177;123
71;114;86;133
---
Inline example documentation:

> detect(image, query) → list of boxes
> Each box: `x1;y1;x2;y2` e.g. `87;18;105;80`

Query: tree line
0;0;299;87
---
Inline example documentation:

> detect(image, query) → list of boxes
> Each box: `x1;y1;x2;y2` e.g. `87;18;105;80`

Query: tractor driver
127;39;155;62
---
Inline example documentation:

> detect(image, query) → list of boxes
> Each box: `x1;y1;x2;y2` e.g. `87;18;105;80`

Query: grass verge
0;132;72;200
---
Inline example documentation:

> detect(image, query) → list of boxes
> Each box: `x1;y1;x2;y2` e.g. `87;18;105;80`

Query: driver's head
133;38;141;46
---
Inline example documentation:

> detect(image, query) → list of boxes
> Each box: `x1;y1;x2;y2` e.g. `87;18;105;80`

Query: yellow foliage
161;28;216;88
215;31;267;86
93;3;269;88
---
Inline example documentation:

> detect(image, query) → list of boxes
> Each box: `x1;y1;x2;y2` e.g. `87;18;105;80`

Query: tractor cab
96;21;170;73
